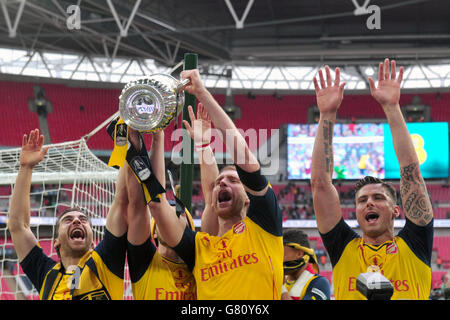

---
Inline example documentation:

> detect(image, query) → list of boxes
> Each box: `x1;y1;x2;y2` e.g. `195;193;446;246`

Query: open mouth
218;190;232;206
69;228;86;241
365;212;379;223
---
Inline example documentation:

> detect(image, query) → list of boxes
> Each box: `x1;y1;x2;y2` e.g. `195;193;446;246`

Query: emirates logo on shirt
386;242;398;254
233;221;246;234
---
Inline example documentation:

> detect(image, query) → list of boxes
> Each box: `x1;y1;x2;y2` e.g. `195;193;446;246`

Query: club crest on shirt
386;242;398;254
173;267;189;282
366;265;381;273
233;221;246;234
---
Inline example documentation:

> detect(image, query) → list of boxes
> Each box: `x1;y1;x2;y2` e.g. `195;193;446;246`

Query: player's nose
219;178;228;187
366;197;376;207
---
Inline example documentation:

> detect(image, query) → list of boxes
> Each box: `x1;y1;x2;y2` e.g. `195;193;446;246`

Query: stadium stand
1;80;449;153
1;81;40;147
1;80;449;300
0;272;15;300
434;237;450;265
432;271;448;289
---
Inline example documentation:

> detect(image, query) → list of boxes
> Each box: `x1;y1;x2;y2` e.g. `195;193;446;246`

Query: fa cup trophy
118;73;189;133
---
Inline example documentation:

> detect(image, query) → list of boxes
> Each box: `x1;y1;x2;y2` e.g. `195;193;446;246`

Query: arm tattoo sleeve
323;120;334;174
400;163;433;225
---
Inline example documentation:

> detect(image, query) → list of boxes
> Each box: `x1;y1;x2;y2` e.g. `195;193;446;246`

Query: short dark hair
354;176;397;204
283;229;311;248
53;207;91;239
53;206;91;258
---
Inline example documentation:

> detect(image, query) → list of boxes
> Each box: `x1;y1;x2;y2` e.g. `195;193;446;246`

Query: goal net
0;137;133;300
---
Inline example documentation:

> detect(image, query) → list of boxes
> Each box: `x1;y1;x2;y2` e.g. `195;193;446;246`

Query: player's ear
296;249;305;260
245;195;250;206
53;238;61;255
392;205;400;219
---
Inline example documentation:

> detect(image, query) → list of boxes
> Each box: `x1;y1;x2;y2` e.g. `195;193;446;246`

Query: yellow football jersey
50;271;74;300
21;229;127;300
172;178;283;300
192;216;283;300
321;218;433;300
130;251;196;300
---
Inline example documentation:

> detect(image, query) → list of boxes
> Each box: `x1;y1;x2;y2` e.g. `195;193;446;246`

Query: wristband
235;165;268;192
195;142;211;152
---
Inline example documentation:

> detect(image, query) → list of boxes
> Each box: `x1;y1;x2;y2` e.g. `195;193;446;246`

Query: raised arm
183;103;219;235
181;70;264;195
8;129;49;262
105;164;129;238
368;59;433;226
310;66;346;234
146;131;186;248
126;128;169;245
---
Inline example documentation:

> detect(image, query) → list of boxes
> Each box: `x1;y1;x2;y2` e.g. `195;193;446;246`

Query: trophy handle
175;78;190;93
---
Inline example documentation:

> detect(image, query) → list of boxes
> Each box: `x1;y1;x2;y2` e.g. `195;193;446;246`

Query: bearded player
9;129;128;300
146;70;284;300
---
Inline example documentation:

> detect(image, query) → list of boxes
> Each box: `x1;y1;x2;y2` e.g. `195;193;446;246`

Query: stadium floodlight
364;67;375;76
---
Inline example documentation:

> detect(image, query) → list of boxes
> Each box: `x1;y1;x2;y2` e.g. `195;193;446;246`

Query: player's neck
158;244;183;262
217;214;244;237
60;251;87;270
363;232;394;246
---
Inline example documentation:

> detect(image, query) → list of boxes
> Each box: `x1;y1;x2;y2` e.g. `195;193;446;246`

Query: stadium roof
0;0;449;91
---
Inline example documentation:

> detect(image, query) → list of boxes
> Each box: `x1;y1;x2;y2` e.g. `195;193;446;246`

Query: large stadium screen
287;122;449;180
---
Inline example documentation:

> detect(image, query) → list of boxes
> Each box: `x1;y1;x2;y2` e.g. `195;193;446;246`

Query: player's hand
313;66;346;115
183;103;212;146
19;129;49;168
180;69;208;98
368;58;404;110
281;292;293;300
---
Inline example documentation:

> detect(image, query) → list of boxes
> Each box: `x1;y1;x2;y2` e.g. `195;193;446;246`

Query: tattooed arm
368;59;433;226
310;66;346;234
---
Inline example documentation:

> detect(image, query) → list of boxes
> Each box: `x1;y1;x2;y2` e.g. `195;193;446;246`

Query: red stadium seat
0;272;15;300
432;271;448;289
0;81;40;147
0;80;449;154
434;237;450;263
